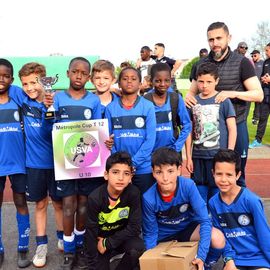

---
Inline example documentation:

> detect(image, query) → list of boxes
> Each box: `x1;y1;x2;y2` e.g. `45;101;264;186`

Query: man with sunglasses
250;50;264;125
236;41;249;56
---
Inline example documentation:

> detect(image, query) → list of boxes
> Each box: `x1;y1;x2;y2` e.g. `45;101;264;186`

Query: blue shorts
0;174;27;193
192;158;216;187
26;168;61;202
56;176;105;197
159;221;199;243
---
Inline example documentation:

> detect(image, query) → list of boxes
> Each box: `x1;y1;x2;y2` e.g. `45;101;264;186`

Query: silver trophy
38;74;59;119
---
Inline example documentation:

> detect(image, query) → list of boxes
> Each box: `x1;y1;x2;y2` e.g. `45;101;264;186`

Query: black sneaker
17;250;31;268
0;253;4;268
60;253;75;270
76;248;88;269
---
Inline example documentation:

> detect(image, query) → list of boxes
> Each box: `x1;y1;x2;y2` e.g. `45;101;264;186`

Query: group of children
0;55;270;270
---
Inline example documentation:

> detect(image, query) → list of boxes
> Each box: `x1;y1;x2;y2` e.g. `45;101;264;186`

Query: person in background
250;49;264;125
189;48;209;82
136;46;156;95
152;43;182;92
249;43;270;149
236;41;249;56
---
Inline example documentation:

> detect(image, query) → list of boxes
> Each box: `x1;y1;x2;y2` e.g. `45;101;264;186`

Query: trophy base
45;111;56;120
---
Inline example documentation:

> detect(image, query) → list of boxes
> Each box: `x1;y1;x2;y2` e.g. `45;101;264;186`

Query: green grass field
179;89;270;145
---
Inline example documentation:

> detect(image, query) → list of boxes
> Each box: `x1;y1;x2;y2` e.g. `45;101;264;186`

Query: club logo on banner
52;119;110;180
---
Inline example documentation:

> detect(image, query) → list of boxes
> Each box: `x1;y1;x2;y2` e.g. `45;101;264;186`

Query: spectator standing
249;43;270;148
189;48;209;82
152;43;182;92
250;49;264;125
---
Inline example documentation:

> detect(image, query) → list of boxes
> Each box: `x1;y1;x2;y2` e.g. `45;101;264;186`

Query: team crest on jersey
14;111;20;122
135;117;145;128
168;112;172;121
84;109;92;120
119;209;129;218
238;214;250;226
179;204;188;213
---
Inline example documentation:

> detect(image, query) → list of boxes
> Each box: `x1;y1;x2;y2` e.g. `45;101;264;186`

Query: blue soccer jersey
105;97;156;174
9;85;54;169
209;188;270;267
146;93;191;152
142;177;211;261
54;90;102;122
0;97;25;176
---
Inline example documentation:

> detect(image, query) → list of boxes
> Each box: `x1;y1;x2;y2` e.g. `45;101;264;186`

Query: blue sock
36;235;48;246
16;212;30;252
57;230;63;240
205;247;223;266
74;229;85;248
0;209;4;253
63;234;76;254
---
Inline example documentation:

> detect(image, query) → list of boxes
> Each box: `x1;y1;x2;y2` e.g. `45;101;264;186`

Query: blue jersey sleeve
91;95;102;120
249;196;270;263
8;85;27;107
208;197;236;259
186;180;212;261
173;95;191;152
132;104;156;169
142;195;159;249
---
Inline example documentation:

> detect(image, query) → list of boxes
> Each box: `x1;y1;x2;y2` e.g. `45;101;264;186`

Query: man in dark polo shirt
185;22;263;187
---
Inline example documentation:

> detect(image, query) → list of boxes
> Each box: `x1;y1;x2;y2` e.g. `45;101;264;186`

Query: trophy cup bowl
38;74;59;119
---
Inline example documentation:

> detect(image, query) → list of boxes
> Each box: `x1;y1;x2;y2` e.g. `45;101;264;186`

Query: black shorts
192;158;216;187
56;176;105;197
0;174;27;193
159;221;199;243
26;168;61;202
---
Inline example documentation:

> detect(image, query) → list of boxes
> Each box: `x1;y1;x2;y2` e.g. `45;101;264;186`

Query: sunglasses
251;54;257;57
240;46;248;50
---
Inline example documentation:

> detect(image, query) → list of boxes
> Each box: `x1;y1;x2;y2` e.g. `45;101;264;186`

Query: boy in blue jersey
85;151;145;270
12;63;63;268
185;62;237;202
209;149;270;270
0;59;30;268
142;147;225;270
144;62;191;153
91;60;118;118
44;57;102;270
105;67;156;194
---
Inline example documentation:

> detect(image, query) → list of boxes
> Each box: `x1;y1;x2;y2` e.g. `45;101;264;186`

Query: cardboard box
139;241;198;270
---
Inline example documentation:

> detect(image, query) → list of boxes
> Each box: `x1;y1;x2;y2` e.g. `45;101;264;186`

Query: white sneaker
57;239;64;252
32;244;47;268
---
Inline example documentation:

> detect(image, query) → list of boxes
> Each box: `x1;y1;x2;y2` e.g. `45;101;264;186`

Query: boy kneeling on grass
85;151;145;270
142;147;225;270
209;149;270;270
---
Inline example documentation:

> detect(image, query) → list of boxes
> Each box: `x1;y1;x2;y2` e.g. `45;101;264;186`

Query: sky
1;0;269;67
